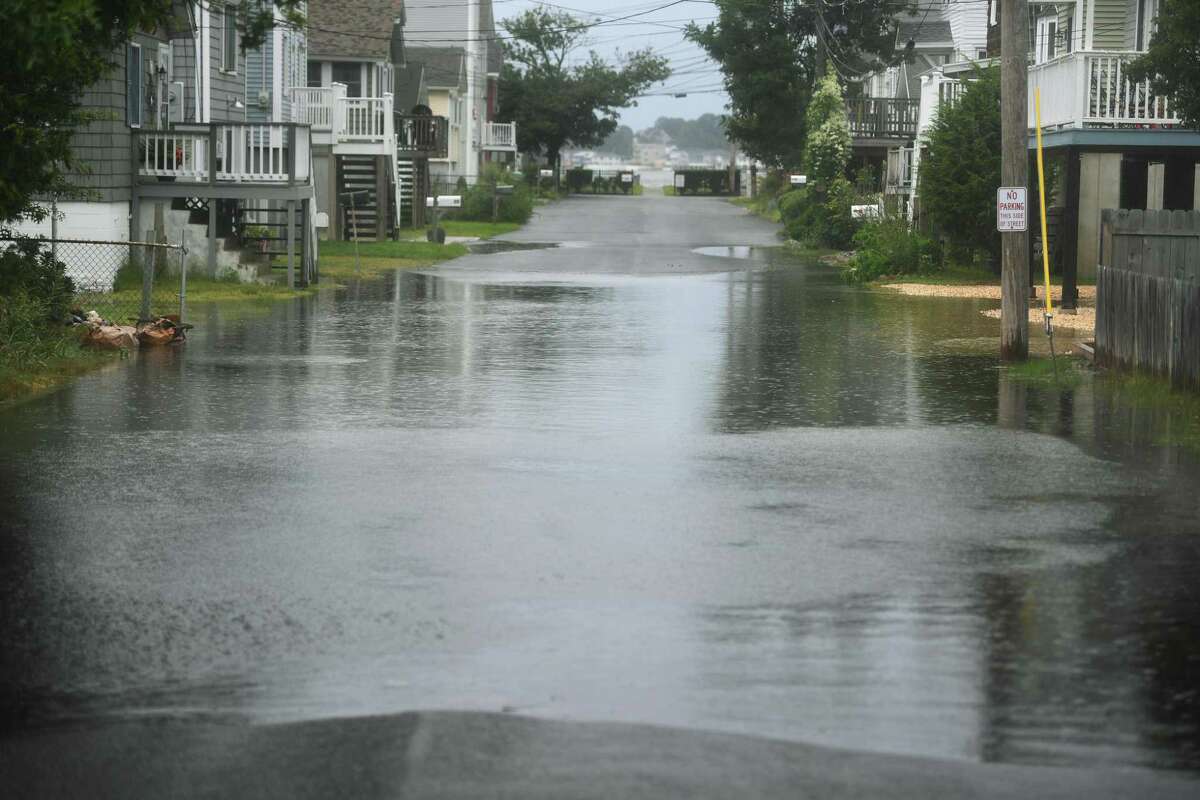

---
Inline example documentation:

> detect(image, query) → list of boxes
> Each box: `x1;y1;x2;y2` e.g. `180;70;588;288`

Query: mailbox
425;195;463;208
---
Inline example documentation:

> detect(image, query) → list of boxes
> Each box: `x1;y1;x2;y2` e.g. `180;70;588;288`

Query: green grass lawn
397;221;522;240
314;239;468;280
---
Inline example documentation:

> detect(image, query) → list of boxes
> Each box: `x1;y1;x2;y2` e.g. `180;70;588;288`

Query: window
332;62;361;97
127;43;143;127
220;3;238;73
308;61;323;88
1035;18;1057;63
977;48;988;60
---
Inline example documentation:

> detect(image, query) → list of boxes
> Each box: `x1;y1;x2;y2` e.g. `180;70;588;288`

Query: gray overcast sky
497;0;729;131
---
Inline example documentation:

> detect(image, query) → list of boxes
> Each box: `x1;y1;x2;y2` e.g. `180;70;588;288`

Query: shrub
919;66;1001;266
453;164;534;224
779;178;860;249
846;218;942;282
0;237;75;320
0;292;77;378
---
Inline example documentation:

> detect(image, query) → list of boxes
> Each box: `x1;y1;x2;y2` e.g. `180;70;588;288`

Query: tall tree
497;8;670;172
1126;0;1200;129
0;1;302;224
918;67;1002;266
687;0;911;167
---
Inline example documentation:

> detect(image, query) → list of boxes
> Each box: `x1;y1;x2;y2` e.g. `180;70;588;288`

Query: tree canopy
595;125;635;159
687;0;911;167
497;8;670;167
1126;0;1200;129
918;67;1002;264
0;0;302;224
653;115;728;152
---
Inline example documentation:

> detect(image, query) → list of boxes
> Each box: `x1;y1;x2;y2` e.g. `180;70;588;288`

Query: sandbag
84;325;138;350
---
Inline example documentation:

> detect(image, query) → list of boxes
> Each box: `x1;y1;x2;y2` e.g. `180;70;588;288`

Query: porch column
286;198;296;289
1061;147;1081;311
207;200;217;276
1147;162;1165;210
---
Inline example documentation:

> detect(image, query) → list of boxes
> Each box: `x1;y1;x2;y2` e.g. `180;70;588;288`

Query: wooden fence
1096;209;1200;391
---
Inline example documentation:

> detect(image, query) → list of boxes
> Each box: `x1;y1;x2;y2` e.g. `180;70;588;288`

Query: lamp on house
227;97;245;111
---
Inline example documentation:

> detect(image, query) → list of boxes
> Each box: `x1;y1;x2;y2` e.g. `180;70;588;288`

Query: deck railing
291;85;345;129
339;94;394;143
1028;50;1178;129
847;98;919;140
134;123;311;184
396;115;449;158
482;121;517;150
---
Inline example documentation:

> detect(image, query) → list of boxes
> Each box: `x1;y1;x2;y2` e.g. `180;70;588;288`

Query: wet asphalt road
1;193;1199;794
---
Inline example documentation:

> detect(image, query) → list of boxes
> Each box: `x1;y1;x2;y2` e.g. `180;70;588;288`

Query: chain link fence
1;237;187;324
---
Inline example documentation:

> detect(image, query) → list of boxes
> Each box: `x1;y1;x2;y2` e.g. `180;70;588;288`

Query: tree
803;66;851;191
1126;0;1200;129
918;67;1002;265
653;115;728;152
596;125;635;159
0;1;302;225
687;0;911;167
497;8;670;172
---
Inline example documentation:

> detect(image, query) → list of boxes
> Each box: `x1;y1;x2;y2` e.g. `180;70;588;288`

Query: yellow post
1034;88;1053;316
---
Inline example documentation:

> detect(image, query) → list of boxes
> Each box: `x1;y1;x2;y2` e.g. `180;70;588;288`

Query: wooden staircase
336;155;390;240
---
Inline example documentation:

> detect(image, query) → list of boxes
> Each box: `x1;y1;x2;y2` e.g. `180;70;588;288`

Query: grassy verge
731;196;782;223
314;239;468;280
1003;356;1089;389
662;186;677;196
0;327;117;407
398;221;522;240
1100;372;1200;453
870;264;998;286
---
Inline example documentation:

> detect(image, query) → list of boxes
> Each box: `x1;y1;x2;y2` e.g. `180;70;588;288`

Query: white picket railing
1028;50;1178;129
338;94;394;143
135;124;311;183
291;85;345;130
482;121;517;150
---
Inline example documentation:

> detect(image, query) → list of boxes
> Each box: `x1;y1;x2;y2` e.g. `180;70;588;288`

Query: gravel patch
883;283;1096;303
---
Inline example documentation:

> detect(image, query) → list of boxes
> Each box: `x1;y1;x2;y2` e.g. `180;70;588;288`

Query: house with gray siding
15;1;319;285
296;1;456;236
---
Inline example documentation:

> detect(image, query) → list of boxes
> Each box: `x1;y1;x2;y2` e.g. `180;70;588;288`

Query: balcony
133;123;311;195
1028;50;1180;130
290;86;449;157
917;73;962;139
846;98;919;143
397;115;449;159
482;121;518;152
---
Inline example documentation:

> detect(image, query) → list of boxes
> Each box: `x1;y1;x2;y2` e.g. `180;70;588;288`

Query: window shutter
127;45;142;127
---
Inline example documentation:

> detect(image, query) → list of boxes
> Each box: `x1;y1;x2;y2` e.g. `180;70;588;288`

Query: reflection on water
0;248;1198;773
694;245;757;260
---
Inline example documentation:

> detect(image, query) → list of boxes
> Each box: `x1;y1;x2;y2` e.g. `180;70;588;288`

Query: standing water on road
2;195;1198;774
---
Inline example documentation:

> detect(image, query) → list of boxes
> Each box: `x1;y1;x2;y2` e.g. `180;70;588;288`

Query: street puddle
693;246;757;260
467;241;559;255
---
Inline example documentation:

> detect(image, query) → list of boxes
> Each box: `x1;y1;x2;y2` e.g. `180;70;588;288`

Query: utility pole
999;0;1029;360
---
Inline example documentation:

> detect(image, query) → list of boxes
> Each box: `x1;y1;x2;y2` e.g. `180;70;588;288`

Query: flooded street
2;195;1199;776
